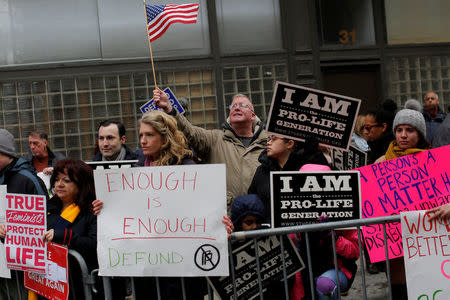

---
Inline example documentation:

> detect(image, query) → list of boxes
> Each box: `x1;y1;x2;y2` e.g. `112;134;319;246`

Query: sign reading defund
401;210;450;299
94;164;229;277
266;81;361;151
356;146;450;263
271;171;361;227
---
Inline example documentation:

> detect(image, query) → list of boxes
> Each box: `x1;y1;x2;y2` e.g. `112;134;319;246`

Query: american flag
146;3;200;42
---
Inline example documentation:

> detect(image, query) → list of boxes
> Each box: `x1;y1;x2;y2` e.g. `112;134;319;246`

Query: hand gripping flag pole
142;0;158;89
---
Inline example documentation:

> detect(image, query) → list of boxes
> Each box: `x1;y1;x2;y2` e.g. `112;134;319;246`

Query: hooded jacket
248;144;328;223
171;111;267;214
0;157;47;196
230;194;265;230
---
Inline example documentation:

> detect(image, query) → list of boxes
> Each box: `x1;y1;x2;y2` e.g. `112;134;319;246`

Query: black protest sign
208;235;304;300
332;145;368;170
266;81;361;151
86;160;138;170
271;171;361;227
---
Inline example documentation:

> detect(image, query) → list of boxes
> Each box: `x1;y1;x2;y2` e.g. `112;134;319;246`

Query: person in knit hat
0;129;48;299
375;107;430;163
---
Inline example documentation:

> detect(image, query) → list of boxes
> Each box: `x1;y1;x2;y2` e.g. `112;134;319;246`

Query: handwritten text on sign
94;164;229;277
356;146;450;263
401;210;450;299
5;193;47;274
25;243;69;300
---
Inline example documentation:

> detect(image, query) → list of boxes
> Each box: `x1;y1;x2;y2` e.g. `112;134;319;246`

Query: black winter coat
47;195;97;270
248;145;329;224
367;131;395;164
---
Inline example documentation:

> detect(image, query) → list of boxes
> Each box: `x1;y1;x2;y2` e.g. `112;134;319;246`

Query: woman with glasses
248;135;328;224
363;100;397;164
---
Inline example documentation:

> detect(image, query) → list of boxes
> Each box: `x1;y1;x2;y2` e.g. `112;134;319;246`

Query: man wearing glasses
153;90;267;214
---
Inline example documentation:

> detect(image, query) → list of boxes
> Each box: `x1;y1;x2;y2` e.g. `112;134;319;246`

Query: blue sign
139;87;185;114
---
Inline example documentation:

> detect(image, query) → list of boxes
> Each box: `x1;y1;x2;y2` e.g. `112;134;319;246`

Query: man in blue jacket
423;91;446;143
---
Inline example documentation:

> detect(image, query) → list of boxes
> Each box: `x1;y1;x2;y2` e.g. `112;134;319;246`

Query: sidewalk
344;260;388;300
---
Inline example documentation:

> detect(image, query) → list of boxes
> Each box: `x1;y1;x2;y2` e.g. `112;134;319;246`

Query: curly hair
50;159;96;211
139;110;192;166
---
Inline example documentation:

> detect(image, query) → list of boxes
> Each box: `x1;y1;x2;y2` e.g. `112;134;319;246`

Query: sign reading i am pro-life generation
401;210;450;299
357;146;450;263
270;171;361;228
94;164;229;277
266;81;361;151
5;193;47;274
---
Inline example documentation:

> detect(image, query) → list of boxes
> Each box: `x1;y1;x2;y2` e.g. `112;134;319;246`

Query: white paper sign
95;164;229;277
401;210;450;299
0;185;11;278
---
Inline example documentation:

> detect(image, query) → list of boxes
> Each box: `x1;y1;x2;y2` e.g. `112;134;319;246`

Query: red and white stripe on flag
146;3;199;42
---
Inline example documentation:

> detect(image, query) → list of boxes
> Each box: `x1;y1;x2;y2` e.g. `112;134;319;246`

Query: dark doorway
322;65;381;114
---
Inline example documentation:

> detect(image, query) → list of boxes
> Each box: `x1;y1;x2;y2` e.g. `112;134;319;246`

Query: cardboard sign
357;146;450;263
270;171;361;227
266;81;361;151
139;87;185;114
5;193;47;274
94;164;229;276
0;186;11;278
331;145;368;170
208;235;304;300
25;243;69;300
401;210;450;299
86;160;138;170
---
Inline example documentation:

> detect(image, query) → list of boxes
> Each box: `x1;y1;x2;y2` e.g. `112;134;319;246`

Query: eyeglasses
363;123;382;131
267;135;283;142
229;103;253;111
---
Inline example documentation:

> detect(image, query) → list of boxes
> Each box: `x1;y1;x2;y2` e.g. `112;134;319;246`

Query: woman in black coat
248;136;328;224
43;159;98;299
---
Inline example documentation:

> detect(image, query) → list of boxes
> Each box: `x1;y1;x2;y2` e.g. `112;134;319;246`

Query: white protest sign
0;185;11;278
401;210;450;299
95;164;229;276
5;193;47;274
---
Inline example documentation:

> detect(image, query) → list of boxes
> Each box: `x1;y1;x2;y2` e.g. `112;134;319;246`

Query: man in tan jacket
153;90;267;214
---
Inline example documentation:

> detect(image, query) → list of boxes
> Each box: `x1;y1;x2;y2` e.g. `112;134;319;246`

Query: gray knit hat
0;129;17;158
392;109;426;138
404;99;423;112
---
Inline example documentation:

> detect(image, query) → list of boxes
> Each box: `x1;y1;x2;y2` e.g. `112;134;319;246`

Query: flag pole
142;0;158;89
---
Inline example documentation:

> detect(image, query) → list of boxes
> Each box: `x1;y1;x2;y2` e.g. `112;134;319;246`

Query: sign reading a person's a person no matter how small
266;81;361;151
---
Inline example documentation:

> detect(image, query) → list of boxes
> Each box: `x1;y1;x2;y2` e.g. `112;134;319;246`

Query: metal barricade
48;215;402;300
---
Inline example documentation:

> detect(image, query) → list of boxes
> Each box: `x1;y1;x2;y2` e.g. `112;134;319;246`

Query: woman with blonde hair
94;110;233;299
137;110;193;166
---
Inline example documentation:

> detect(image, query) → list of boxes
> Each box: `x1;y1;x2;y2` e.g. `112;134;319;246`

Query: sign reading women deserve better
94;164;229;276
401;210;450;299
357;146;450;262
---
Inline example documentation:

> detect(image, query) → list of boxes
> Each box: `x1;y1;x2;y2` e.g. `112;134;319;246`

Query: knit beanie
392;109;426;138
0;129;17;158
404;99;423;112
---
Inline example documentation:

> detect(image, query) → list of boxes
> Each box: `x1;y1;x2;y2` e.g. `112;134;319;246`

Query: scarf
384;141;427;160
28;203;80;300
102;146;126;161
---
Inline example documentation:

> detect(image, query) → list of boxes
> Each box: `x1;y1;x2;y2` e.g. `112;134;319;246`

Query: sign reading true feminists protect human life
266;81;361;151
94;164;229;276
5;193;47;274
357;146;450;263
401;210;450;299
271;171;361;227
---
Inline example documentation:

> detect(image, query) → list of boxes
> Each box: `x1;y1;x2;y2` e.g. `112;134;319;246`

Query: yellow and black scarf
384;140;427;160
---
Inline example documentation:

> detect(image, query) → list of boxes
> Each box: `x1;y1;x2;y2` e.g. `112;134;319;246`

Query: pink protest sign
5;193;47;274
356;145;450;263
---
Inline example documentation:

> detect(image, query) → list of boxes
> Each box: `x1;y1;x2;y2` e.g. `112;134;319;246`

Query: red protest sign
5;193;47;273
25;243;69;300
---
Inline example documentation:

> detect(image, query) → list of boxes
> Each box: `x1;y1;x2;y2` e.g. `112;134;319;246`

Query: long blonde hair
139;111;192;166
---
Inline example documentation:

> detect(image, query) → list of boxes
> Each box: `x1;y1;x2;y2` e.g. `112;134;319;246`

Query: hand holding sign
153;88;172;113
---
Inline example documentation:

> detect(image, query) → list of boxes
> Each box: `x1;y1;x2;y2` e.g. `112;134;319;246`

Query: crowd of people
1;88;450;299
